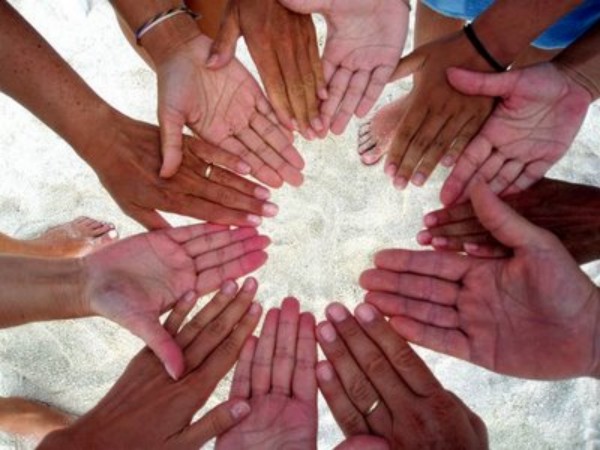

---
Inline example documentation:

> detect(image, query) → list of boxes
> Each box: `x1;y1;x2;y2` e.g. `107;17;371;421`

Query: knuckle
388;344;419;371
205;317;228;338
338;409;365;433
347;375;373;403
363;353;390;377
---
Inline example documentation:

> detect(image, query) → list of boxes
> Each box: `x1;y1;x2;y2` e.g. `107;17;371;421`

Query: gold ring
364;398;380;416
203;163;214;179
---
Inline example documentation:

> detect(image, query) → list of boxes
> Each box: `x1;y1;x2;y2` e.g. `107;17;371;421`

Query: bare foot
0;397;74;443
357;97;407;165
16;216;118;258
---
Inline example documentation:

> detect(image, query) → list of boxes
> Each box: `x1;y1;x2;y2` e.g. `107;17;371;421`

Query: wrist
553;59;599;102
140;13;202;66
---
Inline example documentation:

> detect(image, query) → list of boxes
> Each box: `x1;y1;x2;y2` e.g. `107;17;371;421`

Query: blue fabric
420;0;600;49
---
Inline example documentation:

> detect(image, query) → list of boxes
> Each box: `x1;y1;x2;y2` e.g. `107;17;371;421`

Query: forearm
472;0;583;67
110;0;201;65
553;23;600;101
0;2;113;164
0;256;88;329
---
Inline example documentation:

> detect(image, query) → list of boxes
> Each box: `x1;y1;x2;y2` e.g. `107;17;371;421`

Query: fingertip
230;401;251;420
416;230;432;245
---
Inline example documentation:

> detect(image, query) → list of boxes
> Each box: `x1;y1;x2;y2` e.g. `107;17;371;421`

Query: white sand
0;1;599;448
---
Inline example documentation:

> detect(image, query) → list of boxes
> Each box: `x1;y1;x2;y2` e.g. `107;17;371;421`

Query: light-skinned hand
38;279;263;449
217;298;318;450
361;182;600;379
440;62;592;205
316;302;488;449
208;0;326;139
83;223;269;379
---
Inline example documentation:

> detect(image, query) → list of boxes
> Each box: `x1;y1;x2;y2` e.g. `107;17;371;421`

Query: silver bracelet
135;5;199;44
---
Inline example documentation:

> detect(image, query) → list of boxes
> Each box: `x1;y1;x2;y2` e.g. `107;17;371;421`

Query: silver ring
364;398;380;416
203;163;214;179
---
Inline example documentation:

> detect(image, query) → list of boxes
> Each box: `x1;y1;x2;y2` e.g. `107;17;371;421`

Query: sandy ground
0;1;599;448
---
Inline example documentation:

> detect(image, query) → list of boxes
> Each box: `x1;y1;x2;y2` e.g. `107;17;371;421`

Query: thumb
131;318;185;380
334;436;389;450
206;2;241;69
277;0;328;14
446;67;517;98
470;180;552;250
158;108;185;178
390;48;425;82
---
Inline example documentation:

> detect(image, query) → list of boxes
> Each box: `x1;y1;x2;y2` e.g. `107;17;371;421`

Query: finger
164;291;198;336
194;235;271;272
292;312;317;401
316;361;370;437
488;160;524;195
424;217;487;238
175;195;262;228
440;116;486;169
446;67;517;98
249;114;305;170
185;278;258;371
423;203;476;229
195;250;268;296
321;67;352;131
389;316;470;361
126;205;170;230
430;233;499;253
463;242;510;258
370;249;470;281
390;49;424;82
334;436;389;450
166;223;229;244
177;280;239;349
208;164;274;201
255;90;294;138
355;304;442;397
306;17;327;102
186;136;252;175
179;400;251;448
358;269;459;307
364;292;459;328
157;107;185;178
131;319;185;380
252;308;279;395
278;0;328;14
504;160;550;196
300;22;324;134
469;181;556;249
331;70;370;135
230;336;257;399
272;297;301;395
206;1;241;69
184;227;258;256
276;45;311;135
356;66;393;118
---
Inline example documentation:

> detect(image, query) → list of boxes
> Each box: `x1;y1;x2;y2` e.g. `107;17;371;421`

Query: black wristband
463;23;507;73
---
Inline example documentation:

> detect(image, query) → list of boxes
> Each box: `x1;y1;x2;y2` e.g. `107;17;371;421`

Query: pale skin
279;0;410;137
0;2;278;230
316;302;488;449
361;183;600;380
111;0;305;185
217;298;318;450
38;279;263;449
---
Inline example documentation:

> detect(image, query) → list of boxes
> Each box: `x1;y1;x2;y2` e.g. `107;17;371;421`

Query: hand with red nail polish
217;298;318;450
39;280;262;449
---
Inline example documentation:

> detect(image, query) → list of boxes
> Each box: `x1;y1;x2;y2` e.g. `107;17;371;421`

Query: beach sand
0;1;599;448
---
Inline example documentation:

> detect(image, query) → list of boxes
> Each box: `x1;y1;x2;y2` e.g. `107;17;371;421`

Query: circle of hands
59;0;600;448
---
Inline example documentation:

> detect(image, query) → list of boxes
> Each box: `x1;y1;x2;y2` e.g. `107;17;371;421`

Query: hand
39;279;263;449
385;30;495;190
418;178;600;265
439;62;593;205
361;182;600;379
217;297;318;450
315;302;488;449
208;0;326;139
85;113;279;229
84;222;269;379
155;34;305;186
280;0;410;135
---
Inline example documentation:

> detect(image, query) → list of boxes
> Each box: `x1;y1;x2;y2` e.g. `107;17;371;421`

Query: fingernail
318;322;337;343
316;363;334;381
306;128;316;141
222;280;237;295
249;302;261;315
412;172;426;186
327;304;347;323
355;304;376;323
254;186;271;200
108;230;118;239
183;291;197;303
311;117;324;131
362;152;380;165
247;215;262;226
394;177;408;190
424;213;437;227
291;119;300;131
442;156;454;167
165;363;178;381
431;237;448;247
385;164;397;178
206;55;218;67
231;401;251;419
242;277;257;291
318;87;329;100
237;161;252;174
262;202;279;217
416;230;432;245
464;243;478;252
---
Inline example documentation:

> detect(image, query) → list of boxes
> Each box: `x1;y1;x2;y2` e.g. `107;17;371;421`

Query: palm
217;394;316;449
459;245;598;379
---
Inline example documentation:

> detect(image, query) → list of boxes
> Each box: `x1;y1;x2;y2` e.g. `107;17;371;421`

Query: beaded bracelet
463;23;507;72
135;5;199;45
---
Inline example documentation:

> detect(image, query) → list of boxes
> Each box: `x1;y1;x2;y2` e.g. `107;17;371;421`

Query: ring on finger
364;398;381;417
203;162;214;180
